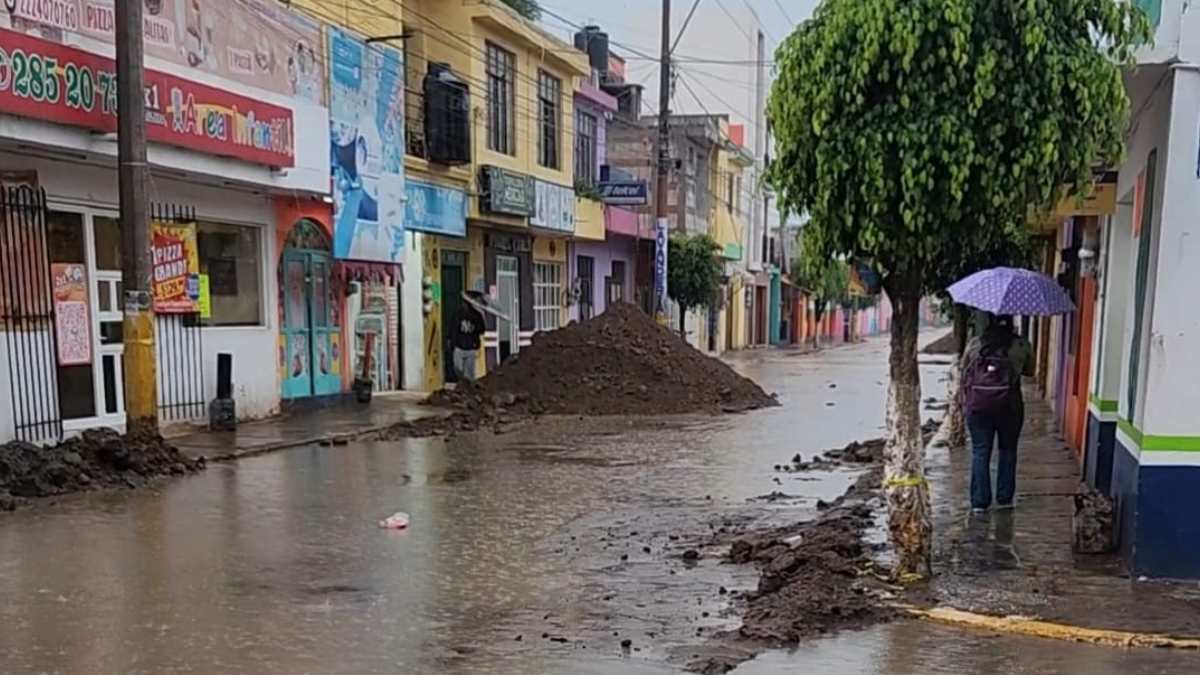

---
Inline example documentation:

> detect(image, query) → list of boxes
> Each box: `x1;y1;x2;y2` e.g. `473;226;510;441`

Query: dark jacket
452;301;485;351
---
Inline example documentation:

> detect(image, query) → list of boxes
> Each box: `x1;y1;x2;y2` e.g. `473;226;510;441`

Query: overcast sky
538;0;820;145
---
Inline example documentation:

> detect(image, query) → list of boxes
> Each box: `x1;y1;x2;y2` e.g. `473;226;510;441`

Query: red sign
0;28;296;167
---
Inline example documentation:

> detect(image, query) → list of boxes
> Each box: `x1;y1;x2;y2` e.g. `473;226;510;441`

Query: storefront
0;2;330;442
475;166;538;371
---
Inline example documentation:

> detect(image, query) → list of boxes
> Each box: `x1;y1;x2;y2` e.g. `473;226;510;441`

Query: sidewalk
171;393;442;461
921;394;1200;637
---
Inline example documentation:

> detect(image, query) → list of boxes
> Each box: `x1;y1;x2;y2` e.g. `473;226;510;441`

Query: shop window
48;211;95;420
197;222;262;327
533;261;563;332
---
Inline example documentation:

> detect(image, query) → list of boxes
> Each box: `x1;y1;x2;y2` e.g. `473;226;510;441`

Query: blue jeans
966;407;1024;509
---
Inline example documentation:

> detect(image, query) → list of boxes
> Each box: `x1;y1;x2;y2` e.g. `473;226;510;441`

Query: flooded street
1;338;1194;673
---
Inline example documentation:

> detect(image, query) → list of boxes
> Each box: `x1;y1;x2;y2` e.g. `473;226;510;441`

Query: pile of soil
428;303;777;423
921;331;958;355
0;428;204;510
777;418;939;473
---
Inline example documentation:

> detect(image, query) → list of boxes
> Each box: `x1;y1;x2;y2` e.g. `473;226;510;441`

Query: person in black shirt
451;292;486;382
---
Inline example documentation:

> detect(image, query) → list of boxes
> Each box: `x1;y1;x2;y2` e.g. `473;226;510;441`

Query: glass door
281;252;312;399
91;215;125;422
496;255;519;362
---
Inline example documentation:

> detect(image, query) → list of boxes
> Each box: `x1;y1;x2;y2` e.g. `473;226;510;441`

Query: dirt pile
921;331;958;355
0;428;204;510
776;418;939;473
428;303;777;421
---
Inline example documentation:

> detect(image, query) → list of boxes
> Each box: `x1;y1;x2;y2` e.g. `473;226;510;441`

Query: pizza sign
152;221;200;313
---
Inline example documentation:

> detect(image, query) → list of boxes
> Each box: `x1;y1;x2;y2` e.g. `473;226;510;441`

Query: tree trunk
678;304;688;340
952;304;970;356
883;278;932;578
945;304;969;448
813;301;826;348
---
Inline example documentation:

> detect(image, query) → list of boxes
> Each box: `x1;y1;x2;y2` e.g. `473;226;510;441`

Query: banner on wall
530;180;576;233
51;262;91;365
1;0;323;105
405;180;467;238
328;27;406;263
654;217;669;313
152;221;200;313
0;28;297;166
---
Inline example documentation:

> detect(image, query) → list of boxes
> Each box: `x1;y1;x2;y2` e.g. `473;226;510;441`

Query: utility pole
116;0;157;433
754;29;767;269
653;0;672;322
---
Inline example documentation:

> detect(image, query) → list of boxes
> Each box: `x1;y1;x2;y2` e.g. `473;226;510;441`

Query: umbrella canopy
947;267;1075;316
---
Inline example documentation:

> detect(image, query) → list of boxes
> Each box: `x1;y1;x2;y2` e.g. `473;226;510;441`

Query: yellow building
402;0;590;388
712;125;754;352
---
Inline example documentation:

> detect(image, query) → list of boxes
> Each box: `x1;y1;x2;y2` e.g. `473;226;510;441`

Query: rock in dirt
427;304;777;423
1073;482;1116;554
0;428;203;507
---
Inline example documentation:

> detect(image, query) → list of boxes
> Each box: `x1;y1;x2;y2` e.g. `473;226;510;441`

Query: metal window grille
151;203;205;423
574;111;596;185
533;261;562;332
576;255;594;320
538;70;561;169
486;42;515;155
0;185;61;443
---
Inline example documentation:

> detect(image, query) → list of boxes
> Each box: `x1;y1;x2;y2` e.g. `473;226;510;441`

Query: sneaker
994;502;1015;511
971;507;989;514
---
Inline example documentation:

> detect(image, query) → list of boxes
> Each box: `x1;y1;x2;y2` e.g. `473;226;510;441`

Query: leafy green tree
668;234;723;337
790;237;849;346
768;0;1148;575
499;0;541;20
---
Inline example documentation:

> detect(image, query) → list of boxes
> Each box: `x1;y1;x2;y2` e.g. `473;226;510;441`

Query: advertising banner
530;180;576;233
597;180;648;206
51;262;91;365
152;221;200;313
654;217;669;312
328;27;405;263
0;27;297;166
404;179;466;238
2;0;323;104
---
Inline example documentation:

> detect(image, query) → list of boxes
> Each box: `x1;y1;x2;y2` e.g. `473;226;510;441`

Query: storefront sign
597;180;648;206
481;165;533;217
530;180;576;233
3;0;323;103
51;262;90;365
152;221;200;313
654;217;669;311
404;179;467;238
328;27;406;263
0;28;297;167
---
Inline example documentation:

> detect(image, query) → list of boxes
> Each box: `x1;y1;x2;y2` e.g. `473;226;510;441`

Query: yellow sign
1052;182;1117;218
197;274;212;319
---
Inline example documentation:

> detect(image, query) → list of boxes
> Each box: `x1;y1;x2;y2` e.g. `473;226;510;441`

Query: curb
904;606;1200;649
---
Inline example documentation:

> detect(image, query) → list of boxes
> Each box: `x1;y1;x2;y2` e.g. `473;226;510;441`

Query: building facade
0;0;331;442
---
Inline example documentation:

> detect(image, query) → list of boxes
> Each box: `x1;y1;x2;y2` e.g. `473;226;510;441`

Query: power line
671;0;704;55
772;0;796;25
713;0;752;41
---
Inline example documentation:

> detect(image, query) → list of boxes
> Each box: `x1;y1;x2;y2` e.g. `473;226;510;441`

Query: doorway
440;250;466;383
495;255;520;362
46;208;126;435
280;220;341;399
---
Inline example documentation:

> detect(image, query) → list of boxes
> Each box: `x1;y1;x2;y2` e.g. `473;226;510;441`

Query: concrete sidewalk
923;395;1200;637
170;393;443;461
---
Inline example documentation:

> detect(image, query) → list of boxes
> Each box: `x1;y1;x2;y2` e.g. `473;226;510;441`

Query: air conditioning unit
424;63;470;166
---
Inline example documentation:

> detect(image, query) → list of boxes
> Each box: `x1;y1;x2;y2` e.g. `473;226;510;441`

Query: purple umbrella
947;267;1075;316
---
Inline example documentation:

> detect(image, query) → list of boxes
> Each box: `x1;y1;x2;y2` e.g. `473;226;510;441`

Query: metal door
281;250;341;399
496;255;519;361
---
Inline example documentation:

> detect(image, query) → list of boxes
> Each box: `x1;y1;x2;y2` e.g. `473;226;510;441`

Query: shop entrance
281;220;341;399
440;250;466;383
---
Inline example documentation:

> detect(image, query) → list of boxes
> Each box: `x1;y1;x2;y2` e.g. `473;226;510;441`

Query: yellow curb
904;606;1200;649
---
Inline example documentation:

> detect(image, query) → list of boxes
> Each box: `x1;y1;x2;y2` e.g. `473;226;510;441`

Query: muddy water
6;338;1177;674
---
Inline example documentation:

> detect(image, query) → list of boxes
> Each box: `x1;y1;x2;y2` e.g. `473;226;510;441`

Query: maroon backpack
964;339;1017;414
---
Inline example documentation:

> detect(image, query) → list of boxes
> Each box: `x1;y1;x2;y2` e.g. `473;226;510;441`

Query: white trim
1139;451;1200;467
1116;427;1142;460
1088;404;1120;422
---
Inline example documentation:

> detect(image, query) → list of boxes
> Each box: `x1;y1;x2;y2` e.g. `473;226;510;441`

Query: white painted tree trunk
936;355;967;449
884;286;932;577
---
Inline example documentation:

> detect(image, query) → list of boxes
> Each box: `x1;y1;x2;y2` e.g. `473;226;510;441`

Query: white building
0;2;331;443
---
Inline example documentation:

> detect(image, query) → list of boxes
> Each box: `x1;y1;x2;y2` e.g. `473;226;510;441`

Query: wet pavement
923;391;1200;635
171;393;440;460
1;337;1198;673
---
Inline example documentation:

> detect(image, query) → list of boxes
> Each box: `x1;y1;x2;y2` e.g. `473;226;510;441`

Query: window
486;42;515;155
533;261;563;331
576;255;594;320
538;70;562;169
196;222;262;326
574;110;597;185
727;173;735;212
608;260;626;304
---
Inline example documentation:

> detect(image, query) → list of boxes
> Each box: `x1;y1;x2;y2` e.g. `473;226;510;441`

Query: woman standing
962;315;1033;512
